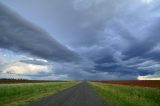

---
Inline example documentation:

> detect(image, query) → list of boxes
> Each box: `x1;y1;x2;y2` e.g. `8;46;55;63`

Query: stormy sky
0;0;160;80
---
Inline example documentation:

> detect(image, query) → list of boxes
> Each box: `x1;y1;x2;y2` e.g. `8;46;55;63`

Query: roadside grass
90;82;160;106
0;82;77;106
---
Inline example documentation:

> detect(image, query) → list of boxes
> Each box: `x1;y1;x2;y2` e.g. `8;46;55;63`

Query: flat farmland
0;81;77;106
90;82;160;106
0;80;159;106
93;80;160;88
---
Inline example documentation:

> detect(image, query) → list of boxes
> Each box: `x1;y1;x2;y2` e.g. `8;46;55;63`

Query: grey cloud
20;59;49;66
0;3;80;62
124;19;160;59
1;0;160;80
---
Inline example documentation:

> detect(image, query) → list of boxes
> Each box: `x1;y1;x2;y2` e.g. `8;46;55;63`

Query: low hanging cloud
0;3;80;62
20;58;49;66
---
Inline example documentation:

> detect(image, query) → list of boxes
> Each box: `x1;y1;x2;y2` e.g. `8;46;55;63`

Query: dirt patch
93;80;160;88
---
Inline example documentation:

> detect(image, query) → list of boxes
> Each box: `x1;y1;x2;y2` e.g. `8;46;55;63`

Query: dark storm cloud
144;51;160;62
1;0;160;80
124;19;160;59
94;64;154;75
84;46;116;64
0;3;80;62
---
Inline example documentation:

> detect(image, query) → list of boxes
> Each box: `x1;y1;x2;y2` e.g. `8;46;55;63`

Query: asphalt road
28;82;104;106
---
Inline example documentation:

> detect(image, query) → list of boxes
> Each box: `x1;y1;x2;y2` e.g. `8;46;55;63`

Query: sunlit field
0;82;77;106
90;82;160;106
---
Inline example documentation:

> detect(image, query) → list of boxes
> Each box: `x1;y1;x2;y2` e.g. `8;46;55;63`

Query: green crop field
90;82;160;106
0;82;77;106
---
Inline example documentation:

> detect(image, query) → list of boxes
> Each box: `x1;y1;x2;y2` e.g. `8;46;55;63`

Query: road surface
28;82;104;106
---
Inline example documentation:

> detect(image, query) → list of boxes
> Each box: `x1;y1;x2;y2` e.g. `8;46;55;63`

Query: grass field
90;82;160;106
0;82;77;106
